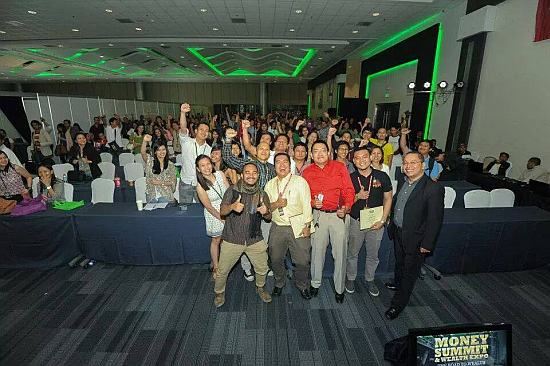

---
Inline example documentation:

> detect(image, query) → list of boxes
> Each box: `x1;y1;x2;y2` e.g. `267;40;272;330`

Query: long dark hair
0;151;14;172
37;162;58;194
152;141;169;175
195;154;216;191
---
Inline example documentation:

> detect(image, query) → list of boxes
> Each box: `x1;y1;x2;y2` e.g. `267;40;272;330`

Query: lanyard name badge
277;175;291;216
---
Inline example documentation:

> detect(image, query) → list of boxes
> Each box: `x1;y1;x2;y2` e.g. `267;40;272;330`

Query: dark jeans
390;228;425;312
268;223;311;291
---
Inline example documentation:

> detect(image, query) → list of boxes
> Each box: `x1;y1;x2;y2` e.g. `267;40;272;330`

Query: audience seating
464;189;491;208
482;156;496;170
124;162;145;182
98;162;116;180
134;153;146;167
121;138;129;149
91;178;115;204
444;187;457;208
134;177;146;203
100;152;113;163
118;152;135;167
490;188;515;208
31;177;39;198
63;182;74;202
52;163;74;179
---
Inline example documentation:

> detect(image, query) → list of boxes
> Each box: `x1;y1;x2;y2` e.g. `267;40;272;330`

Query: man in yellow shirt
370;127;394;167
265;153;314;299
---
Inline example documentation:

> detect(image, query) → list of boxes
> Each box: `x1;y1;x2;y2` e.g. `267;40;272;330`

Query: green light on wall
187;48;316;77
65;52;84;61
361;13;440;59
34;72;63;77
424;23;443;139
27;48;44;53
364;59;418;99
307;94;311;117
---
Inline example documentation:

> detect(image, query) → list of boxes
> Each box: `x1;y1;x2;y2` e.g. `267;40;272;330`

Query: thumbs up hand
257;196;269;216
232;194;245;213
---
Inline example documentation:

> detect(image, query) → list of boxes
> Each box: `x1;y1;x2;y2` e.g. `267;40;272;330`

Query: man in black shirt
345;147;393;296
89;116;104;142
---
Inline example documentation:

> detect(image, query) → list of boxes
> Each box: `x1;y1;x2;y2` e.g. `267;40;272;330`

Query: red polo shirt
302;160;355;210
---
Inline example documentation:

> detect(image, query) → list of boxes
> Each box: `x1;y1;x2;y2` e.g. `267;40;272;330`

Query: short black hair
311;140;329;152
369;145;385;160
109;117;117;124
293;141;308;160
500;152;510;159
196;121;210;130
529;157;541;166
274;152;291;164
335;140;350;150
353;146;370;155
404;151;424;162
275;133;289;144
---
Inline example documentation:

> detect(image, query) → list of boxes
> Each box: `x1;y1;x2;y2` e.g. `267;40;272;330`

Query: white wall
429;0;468;144
367;62;417;126
469;0;550;178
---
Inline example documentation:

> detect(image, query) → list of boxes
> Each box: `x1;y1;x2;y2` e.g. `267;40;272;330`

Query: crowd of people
1;101;548;319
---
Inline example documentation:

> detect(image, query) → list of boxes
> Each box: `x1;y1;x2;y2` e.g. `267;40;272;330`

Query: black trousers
390;228;425;312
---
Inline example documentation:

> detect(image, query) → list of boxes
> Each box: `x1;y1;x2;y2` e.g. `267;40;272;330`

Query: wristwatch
46;186;52;190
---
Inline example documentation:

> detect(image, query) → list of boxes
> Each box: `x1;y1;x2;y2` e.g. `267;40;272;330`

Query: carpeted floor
1;263;549;365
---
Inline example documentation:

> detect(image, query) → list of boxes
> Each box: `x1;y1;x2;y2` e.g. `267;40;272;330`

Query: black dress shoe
385;282;398;291
335;292;345;303
299;288;312;300
309;286;319;297
272;286;284;296
385;307;400;320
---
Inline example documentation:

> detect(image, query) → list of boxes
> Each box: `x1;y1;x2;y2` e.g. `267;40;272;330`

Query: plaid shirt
222;140;275;189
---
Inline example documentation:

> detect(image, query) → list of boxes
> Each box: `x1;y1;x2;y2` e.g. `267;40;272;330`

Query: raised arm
400;128;411;155
179;103;191;135
327;126;337;158
141;134;152;163
222;128;247;172
241;119;257;157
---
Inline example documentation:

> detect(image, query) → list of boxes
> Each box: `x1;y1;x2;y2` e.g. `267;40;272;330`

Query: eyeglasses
403;161;422;166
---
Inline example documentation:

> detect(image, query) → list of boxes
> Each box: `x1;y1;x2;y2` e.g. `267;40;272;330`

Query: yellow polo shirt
264;173;313;230
370;138;394;166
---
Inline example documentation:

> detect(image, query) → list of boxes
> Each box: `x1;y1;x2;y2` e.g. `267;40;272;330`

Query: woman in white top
195;154;229;278
370;145;390;176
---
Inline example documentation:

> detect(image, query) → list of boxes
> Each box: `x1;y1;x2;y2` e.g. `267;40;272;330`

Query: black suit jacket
387;174;444;254
68;143;101;179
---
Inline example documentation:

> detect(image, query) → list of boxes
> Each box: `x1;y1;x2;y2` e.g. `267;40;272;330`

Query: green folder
52;200;86;211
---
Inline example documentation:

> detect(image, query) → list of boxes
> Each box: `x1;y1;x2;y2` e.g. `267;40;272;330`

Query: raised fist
242;119;251;129
180;103;191;113
225;128;238;139
328;127;337;136
143;134;152;142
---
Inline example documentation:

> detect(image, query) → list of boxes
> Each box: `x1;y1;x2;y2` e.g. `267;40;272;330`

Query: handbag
10;196;47;217
55;144;68;156
0;197;17;214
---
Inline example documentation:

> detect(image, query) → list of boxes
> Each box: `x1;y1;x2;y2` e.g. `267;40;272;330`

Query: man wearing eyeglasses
384;151;444;320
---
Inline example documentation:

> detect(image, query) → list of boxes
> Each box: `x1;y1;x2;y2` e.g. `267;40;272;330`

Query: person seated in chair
141;134;176;203
68;132;101;179
518;157;548;183
0;151;33;203
37;163;65;202
486;152;511;177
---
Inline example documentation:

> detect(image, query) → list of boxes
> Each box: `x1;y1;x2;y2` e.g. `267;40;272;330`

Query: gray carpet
1;264;549;365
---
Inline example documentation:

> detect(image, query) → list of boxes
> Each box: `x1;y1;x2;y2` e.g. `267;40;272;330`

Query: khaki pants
214;240;269;294
240;220;271;272
310;211;349;294
346;217;384;282
268;223;311;290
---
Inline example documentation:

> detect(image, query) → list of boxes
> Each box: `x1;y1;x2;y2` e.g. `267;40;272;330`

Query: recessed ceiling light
108;43;114;46
289;28;295;32
100;55;105;58
318;57;323;60
194;64;198;67
295;9;302;14
135;27;142;31
27;10;37;15
352;30;359;34
200;8;207;13
105;9;113;13
0;31;6;34
121;62;126;65
223;43;227;46
212;27;219;31
72;28;79;32
58;44;63;47
285;45;289;48
160;43;165;46
373;12;380;17
180;56;185;58
331;45;336;49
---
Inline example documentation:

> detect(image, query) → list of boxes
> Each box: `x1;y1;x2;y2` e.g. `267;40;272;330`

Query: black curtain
0;96;31;142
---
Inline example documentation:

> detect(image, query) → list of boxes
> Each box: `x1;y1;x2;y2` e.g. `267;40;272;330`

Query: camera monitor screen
409;323;512;366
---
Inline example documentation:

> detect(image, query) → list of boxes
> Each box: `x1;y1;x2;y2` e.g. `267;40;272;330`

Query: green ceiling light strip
364;59;418;99
34;71;63;77
424;23;443;139
307;94;311;117
361;13;440;59
27;48;44;53
188;48;315;77
64;48;101;61
291;48;316;77
187;48;224;76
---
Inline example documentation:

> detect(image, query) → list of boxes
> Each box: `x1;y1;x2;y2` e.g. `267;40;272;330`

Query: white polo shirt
179;131;211;185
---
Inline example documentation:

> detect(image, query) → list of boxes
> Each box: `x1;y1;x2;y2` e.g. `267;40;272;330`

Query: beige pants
214;240;269;294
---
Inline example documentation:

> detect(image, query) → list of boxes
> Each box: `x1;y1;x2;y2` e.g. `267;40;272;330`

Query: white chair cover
100;152;113;163
464;189;491;208
134;153;147;167
444;186;457;208
64;182;74;202
52;163;74;179
98;161;116;180
134;177;147;203
124;162;145;182
490;188;515;207
91;178;115;204
118;152;135;167
32;176;40;198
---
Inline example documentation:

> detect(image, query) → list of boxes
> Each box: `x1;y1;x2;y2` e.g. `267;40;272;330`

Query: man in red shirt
302;140;355;303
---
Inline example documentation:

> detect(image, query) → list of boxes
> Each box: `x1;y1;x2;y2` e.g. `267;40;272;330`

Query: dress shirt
264;173;312;227
268;150;296;173
105;126;122;146
179;131;212;185
393;177;420;228
518;166;548;183
302;160;355;211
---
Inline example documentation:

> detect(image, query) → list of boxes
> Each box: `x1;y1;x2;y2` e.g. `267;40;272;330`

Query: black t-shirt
350;169;392;220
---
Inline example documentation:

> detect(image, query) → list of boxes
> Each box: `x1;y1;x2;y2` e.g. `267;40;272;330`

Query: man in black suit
384;151;444;320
